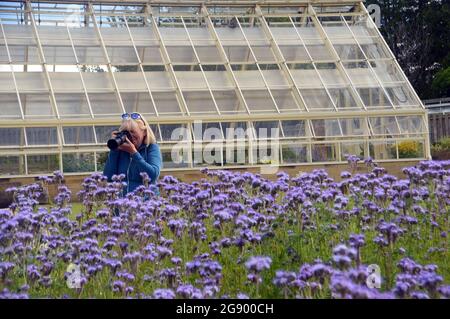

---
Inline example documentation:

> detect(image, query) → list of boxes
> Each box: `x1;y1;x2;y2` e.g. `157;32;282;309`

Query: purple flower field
0;159;449;299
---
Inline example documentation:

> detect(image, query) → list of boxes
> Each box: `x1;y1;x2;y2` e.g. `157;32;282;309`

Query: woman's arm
103;149;120;181
131;144;162;182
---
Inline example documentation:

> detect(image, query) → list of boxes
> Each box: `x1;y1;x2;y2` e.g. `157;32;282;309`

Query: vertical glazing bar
0;19;25;119
305;8;367;111
181;16;221;115
88;3;126;114
26;1;60;119
145;4;190;116
234;16;281;114
122;13;159;117
287;15;339;112
254;5;308;112
201;4;251;115
66;25;95;119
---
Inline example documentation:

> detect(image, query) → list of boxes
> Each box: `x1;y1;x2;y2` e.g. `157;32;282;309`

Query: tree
365;0;450;99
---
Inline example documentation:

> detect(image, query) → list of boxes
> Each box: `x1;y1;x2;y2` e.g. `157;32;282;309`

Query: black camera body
107;130;132;150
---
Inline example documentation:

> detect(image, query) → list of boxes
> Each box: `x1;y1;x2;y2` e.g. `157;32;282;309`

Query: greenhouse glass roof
0;1;429;176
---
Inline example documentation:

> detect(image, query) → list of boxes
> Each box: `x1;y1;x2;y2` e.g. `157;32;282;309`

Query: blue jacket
103;143;162;196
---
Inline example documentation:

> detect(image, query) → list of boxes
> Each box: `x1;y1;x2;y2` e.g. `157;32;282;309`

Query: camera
107;130;132;150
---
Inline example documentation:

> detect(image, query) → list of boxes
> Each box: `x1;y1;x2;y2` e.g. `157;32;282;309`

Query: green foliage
432;67;450;97
366;0;450;99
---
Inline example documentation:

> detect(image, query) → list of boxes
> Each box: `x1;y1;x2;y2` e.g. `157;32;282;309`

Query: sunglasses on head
122;112;143;121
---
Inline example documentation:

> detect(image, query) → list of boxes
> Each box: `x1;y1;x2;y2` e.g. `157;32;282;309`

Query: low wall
0;161;419;208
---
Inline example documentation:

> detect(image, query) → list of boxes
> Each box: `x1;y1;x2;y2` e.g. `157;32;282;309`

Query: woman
103;112;162;196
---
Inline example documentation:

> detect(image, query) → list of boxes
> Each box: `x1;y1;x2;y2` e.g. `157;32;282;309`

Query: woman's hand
118;137;138;155
111;130;119;138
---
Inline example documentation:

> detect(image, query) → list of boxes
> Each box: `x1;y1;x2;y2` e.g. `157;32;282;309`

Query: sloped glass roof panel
55;93;91;118
0;93;22;118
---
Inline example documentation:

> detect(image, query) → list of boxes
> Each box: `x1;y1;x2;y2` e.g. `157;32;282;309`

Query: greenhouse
0;0;430;177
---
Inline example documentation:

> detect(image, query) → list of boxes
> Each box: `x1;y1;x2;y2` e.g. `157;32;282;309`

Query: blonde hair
119;113;156;145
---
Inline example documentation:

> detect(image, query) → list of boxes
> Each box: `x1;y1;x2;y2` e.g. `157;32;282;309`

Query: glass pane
385;84;420;107
183;91;218;114
222;122;248;140
121;92;156;115
397;116;425;135
137;46;164;64
223;147;249;166
63;153;95;173
271;89;302;111
255;144;280;164
194;42;223;64
159;124;189;141
250;43;277;62
161;148;190;168
95;126;118;145
0;93;21;118
166;45;198;64
114;71;148;91
204;68;233;88
63;126;95;144
192;122;223;141
281;120;307;137
212;90;247;114
371;60;403;83
304;40;334;61
42;45;77;64
222;45;255;63
339;118;368;136
299;88;335;110
289;64;321;87
341;142;365;161
358;37;391;59
88;93;122;116
0;128;25;146
106;46;139;64
233;66;265;88
312;144;337;162
55;93;91;117
328;87;358;109
332;41;365;60
357;87;393;109
282;144;308;163
26;127;58;145
279;45;310;62
96;152;108;172
343;61;378;86
253;121;281;138
74;45;106;64
242;89;278;113
347;15;379;38
312;119;341;137
20;94;54;118
149;124;161;142
316;63;348;86
0;155;25;175
153;91;183;115
398;140;424;159
369;117;399;136
193;146;222;167
27;154;59;174
370;141;397;160
175;71;208;89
